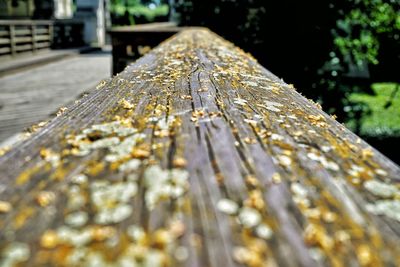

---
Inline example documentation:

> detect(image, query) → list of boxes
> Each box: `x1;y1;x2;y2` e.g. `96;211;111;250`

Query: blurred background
0;0;399;163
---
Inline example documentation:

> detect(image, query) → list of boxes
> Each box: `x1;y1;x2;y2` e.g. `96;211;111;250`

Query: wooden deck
0;50;111;144
0;29;399;267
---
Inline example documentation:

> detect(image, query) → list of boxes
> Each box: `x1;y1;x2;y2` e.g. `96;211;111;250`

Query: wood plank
34;35;50;41
34;42;50;48
14;37;33;43
0;38;10;44
0;47;11;54
110;22;178;32
0;20;53;26
0;29;399;267
15;44;33;51
0;30;9;37
35;29;49;34
14;29;32;36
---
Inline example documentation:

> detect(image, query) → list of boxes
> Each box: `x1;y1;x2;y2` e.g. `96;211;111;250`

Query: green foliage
334;0;400;66
315;0;399;122
346;83;400;137
110;0;169;25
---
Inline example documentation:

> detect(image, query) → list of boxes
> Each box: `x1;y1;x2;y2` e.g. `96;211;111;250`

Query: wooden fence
0;20;53;57
0;29;399;267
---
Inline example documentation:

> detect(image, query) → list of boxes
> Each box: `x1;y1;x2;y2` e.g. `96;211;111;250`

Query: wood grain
0;29;399;267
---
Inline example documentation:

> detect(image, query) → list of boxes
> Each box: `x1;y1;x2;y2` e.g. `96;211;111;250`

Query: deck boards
0;29;399;267
0;51;111;143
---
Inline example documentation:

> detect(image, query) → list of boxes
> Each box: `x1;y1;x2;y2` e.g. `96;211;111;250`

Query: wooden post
9;24;16;56
0;29;399;267
31;23;36;52
48;22;54;47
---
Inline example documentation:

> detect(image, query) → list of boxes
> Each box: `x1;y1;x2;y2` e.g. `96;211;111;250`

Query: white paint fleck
291;183;308;198
255;223;273;239
217;199;239;215
1;242;30;264
118;159;141;172
243;81;258;87
277;155;292;166
375;169;388;176
307;152;320;161
238;207;261;228
127;225;145;241
366;200;400;222
65;211;88;228
233;98;247;106
364;180;399;198
71;174;88;185
271;133;284;141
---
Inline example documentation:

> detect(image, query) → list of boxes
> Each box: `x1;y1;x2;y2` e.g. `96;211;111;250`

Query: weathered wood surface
0;29;400;267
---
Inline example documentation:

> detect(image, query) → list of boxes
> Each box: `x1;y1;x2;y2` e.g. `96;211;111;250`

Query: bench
108;22;184;75
0;29;399;267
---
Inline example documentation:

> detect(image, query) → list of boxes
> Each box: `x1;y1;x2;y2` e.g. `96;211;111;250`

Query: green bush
346;83;400;138
110;0;169;25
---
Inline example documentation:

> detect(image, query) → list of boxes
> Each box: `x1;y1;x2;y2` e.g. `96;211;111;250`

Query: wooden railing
0;29;399;267
0;20;53;57
108;22;182;75
52;19;84;49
